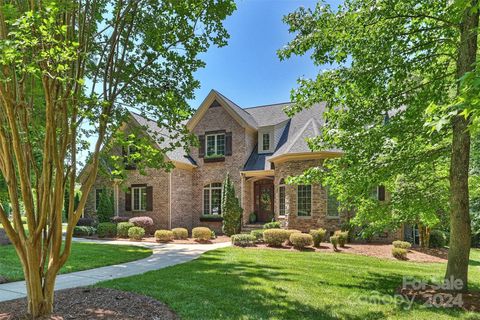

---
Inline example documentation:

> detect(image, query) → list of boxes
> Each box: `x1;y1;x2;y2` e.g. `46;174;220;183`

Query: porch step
242;224;265;232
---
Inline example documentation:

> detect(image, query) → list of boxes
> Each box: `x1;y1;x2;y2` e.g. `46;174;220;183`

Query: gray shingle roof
214;90;258;129
244;102;292;127
130;112;196;166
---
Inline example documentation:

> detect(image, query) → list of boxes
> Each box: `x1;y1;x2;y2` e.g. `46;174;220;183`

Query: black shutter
146;186;153;211
225;132;232;156
378;185;386;201
199;135;205;158
125;188;132;211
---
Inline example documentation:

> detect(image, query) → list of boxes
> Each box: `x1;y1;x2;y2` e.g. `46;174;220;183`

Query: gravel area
0;287;179;320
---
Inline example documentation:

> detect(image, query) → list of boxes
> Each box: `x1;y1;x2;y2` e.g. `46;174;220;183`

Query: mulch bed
0;287;179;320
247;243;448;263
79;235;231;244
398;285;480;312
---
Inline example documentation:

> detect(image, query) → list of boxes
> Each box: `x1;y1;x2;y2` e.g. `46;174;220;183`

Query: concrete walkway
0;238;231;302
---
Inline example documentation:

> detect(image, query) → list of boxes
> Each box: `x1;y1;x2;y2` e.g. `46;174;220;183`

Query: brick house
82;89;400;239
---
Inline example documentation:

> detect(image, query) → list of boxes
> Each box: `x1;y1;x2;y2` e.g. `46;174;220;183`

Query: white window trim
326;187;340;219
202;183;223;215
296;184;313;218
278;183;286;217
205;133;226;157
262;133;270;151
131;186;147;212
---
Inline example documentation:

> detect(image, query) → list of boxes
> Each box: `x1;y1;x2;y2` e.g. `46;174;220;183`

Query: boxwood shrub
330;235;339;251
290;233;313;250
285;229;301;246
172;228;189;240
429;230;447;248
128;226;145;240
392;247;408;260
192;227;212;242
263;229;289;247
250;229;264;243
73;226;95;237
97;222;117;238
117;222;134;238
231;234;256;247
263;221;280;229
310;228;326;247
392;240;412;250
155;230;174;242
334;230;349;247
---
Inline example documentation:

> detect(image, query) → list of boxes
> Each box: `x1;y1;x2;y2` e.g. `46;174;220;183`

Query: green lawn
0;242;152;282
99;247;480;320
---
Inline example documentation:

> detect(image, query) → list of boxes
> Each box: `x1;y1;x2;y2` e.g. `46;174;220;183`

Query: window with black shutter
378;185;386;201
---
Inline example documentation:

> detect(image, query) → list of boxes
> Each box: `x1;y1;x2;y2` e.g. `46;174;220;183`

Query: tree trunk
446;1;479;291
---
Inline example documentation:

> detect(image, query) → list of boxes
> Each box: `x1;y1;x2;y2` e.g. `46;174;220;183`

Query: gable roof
244;102;292;127
129;112;196;167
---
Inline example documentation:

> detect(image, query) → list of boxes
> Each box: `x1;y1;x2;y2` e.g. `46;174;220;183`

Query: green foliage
392;248;408;260
309;228;326;247
285;229;301;246
249;212;257;224
392;241;412;250
263;229;289;247
221;173;242;236
97;189;114;223
330;236;339;251
97;222;117;238
289;233;313;250
117;222;134;238
155;230;174;242
128;227;145;241
172;228;188;240
429;230;448;248
250;229;264;243
73;226;96;237
334;231;349;247
279;0;454;240
263;221;280;229
192;227;212;242
231;234;256;247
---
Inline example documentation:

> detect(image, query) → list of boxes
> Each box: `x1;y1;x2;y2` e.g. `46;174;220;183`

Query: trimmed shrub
73;226;95;237
310;228;326;247
221;173;243;236
392;247;408;260
290;233;314;250
172;228;188;240
231;234;256;247
77;217;95;227
263;229;289;247
192;227;212;242
392;240;411;250
285;229;301;246
250;229;264;243
97;222;117;238
111;216;130;224
129;216;154;234
155;230;174;242
429;230;447;248
128;226;145;240
97;189;114;223
263;221;280;229
330;235;339;251
334;230;349;247
117;222;134;238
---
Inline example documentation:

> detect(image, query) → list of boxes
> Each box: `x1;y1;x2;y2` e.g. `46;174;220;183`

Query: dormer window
206;133;225;157
262;133;270;151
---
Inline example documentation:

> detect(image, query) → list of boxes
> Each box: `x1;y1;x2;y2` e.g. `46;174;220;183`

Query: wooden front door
254;179;274;223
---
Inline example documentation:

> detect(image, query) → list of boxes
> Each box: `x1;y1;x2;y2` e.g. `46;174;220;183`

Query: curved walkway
0;238;231;302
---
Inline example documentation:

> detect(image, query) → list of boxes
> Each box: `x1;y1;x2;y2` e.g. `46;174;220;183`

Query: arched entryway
254;179;274;222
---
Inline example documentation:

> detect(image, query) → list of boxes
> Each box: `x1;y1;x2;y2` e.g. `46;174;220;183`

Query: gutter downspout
169;171;172;229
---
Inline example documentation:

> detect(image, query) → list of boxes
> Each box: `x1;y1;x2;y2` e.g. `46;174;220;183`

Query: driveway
0;238;231;302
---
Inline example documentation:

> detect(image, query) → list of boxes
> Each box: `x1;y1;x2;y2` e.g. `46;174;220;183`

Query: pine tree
221;173;242;236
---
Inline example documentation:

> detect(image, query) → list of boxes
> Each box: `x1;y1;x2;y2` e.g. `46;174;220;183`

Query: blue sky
189;0;342;109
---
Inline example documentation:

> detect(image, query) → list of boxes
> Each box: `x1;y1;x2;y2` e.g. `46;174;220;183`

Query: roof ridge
244;101;292;110
283;118;316;154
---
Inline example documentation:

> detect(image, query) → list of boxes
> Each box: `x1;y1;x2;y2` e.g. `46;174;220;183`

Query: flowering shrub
129;216;154;234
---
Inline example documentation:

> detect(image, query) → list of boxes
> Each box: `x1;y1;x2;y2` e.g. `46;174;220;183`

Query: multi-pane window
206;134;225;157
297;185;312;216
95;188;103;211
371;186;386;201
132;187;147;211
262;133;270;151
203;183;222;215
279;180;286;216
326;188;339;217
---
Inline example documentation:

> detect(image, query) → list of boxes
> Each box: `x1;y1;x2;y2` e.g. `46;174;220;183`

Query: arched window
279;179;286;216
203;183;222;215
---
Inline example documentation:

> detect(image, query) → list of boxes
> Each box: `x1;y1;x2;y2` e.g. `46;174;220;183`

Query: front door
254;179;274;223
